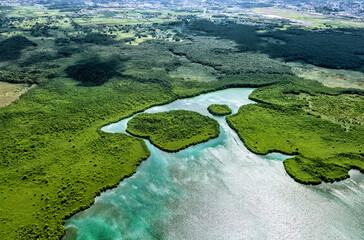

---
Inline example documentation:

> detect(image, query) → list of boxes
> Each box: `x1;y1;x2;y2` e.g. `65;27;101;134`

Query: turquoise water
64;88;364;240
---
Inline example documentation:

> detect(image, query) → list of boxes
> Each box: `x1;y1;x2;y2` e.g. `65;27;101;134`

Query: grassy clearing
169;62;218;82
207;104;232;116
307;94;364;130
126;110;220;152
73;9;198;27
3;6;69;18
288;62;364;90
253;7;364;29
0;82;36;108
248;80;364;129
248;80;343;107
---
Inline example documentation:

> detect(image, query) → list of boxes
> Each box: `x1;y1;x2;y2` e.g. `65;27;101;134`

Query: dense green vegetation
248;79;344;107
0;4;363;238
65;56;122;86
308;94;364;129
126;110;220;152
169;35;293;75
284;154;364;184
0;32;295;238
227;103;363;157
260;28;364;71
0;36;37;61
0;78;172;239
227;82;364;184
208;104;232;116
187;20;364;72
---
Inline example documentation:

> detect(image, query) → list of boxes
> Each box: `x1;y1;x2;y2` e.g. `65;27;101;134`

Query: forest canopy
126;110;220;152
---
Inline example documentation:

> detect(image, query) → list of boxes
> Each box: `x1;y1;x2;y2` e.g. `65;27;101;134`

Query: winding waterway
64;88;364;240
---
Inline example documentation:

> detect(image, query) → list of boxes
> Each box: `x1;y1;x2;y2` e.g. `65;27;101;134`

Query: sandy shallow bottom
64;88;364;240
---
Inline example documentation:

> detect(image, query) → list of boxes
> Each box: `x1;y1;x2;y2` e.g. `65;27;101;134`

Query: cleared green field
253;7;364;29
289;62;364;90
4;6;70;17
74;16;150;26
73;10;198;26
169;62;218;82
308;94;364;130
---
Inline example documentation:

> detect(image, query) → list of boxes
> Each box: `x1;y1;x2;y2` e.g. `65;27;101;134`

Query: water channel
64;88;364;240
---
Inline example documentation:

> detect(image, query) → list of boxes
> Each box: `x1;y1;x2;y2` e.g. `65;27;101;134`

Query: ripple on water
64;89;364;240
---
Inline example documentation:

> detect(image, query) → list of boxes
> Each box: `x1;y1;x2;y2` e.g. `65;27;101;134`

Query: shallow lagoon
64;88;364;240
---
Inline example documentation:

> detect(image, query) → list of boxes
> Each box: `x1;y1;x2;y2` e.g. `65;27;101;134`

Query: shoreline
226;103;364;185
62;86;256;237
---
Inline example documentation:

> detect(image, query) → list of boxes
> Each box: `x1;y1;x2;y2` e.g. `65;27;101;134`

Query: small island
126;110;220;152
207;104;232;116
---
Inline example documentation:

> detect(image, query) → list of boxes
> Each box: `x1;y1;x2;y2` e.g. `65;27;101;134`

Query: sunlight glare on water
64;88;364;240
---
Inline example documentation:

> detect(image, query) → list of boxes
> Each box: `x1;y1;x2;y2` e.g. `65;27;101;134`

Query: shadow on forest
187;20;364;73
0;36;37;62
20;52;61;67
56;33;118;46
65;56;127;86
0;6;13;10
20;46;83;67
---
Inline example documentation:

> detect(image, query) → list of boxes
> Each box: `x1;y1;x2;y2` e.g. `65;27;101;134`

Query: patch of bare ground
0;82;36;107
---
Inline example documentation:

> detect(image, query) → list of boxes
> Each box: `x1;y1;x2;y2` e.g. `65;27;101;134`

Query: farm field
252;7;364;28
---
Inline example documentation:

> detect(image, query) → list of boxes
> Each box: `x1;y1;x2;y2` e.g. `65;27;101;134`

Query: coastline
226;103;364;185
61;86;255;238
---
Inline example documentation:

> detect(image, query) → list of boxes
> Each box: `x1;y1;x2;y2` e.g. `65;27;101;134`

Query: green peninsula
227;81;364;185
126;110;220;152
208;104;232;116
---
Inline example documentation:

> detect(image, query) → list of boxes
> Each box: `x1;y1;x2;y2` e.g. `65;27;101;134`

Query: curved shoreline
125;110;220;153
207;104;232;116
227;114;363;185
126;128;221;153
63;86;364;240
226;116;299;157
226;103;364;185
98;82;272;130
63;83;363;237
63;86;255;235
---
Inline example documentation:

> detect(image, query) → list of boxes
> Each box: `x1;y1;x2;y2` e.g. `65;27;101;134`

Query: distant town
1;0;363;20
